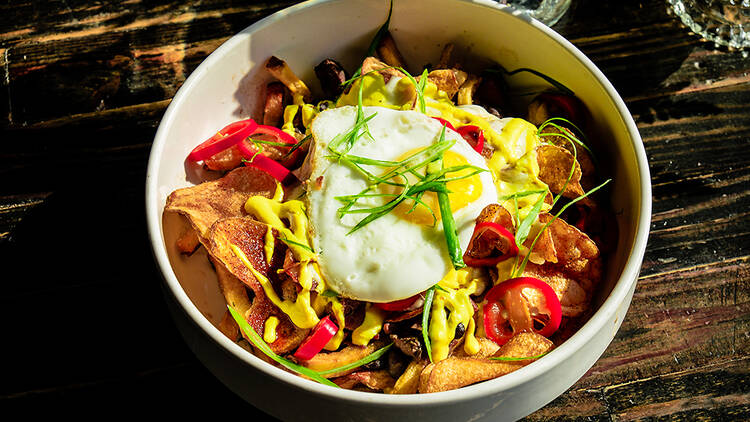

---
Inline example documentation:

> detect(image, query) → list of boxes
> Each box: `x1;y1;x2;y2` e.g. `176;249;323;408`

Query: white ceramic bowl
145;0;651;420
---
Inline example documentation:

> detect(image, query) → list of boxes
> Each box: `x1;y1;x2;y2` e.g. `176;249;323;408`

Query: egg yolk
383;149;483;225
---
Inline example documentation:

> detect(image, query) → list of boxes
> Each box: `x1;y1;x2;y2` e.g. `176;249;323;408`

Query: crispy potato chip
476;203;515;231
391;359;428;394
421;333;553;393
540;124;596;190
536;144;592;205
164;167;277;243
362;56;408;84
334;370;397;392
523;213;558;264
425;69;467;100
208;217;309;353
301;342;383;378
176;223;200;254
523;217;602;316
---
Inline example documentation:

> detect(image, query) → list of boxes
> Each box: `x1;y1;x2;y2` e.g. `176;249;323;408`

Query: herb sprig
228;305;395;387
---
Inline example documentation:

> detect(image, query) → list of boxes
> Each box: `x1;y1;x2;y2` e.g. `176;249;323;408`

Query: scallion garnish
422;286;436;363
227;305;339;387
340;0;394;94
489;351;549;361
317;343;394;376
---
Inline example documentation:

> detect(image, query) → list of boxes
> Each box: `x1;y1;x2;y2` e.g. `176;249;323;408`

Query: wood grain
1;0;748;420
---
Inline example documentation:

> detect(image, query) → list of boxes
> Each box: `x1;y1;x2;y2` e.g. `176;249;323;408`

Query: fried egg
306;106;497;302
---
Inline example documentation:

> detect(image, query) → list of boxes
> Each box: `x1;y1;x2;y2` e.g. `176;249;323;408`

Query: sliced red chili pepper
374;294;420;312
432;117;456;131
463;221;518;267
236;140;298;184
293;316;339;360
251;124;298;146
188;119;258;162
483;277;561;346
456;125;485;154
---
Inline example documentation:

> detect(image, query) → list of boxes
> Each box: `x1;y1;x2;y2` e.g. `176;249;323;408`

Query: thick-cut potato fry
391;359;428;394
421;333;553;393
164;167;276;243
457;74;481;105
418;362;435;393
334;370;397;392
263;81;286;127
454;337;501;359
376;31;406;68
265;56;312;103
301;343;383;378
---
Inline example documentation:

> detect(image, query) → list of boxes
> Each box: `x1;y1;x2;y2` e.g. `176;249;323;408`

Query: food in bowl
162;9;615;394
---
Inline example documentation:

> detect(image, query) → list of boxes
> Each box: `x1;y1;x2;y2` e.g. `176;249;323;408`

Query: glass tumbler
499;0;572;27
668;0;750;49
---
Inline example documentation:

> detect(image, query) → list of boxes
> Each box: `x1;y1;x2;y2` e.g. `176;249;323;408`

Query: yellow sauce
429;268;484;361
352;304;386;346
263;316;279;343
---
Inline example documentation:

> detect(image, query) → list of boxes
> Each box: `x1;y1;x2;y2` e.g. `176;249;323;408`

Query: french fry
391;359;428;394
453;337;500;359
301;343;382;378
422;333;553;393
265;56;312;104
418;362;435;393
457;74;482;105
436;44;454;69
376;31;406;68
334;370;397;392
263;81;286;127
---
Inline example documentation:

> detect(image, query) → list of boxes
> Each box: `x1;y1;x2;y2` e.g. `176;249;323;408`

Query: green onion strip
228;305;395;387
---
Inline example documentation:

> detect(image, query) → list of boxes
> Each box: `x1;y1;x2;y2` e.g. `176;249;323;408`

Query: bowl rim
145;0;651;406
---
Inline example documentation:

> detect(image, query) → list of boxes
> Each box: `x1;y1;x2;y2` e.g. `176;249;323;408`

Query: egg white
306;106;497;302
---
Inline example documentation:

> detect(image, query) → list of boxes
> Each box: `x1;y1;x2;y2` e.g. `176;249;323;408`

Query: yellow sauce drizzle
352;304;385;346
231;244;319;329
429;268;484;361
263;316;279;343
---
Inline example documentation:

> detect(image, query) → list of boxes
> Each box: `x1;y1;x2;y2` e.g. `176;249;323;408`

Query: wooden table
2;0;748;419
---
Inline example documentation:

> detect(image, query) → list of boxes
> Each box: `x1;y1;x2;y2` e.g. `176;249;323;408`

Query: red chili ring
463;221;518;267
236;141;299;185
188;119;258;162
432;117;456;131
456;125;485;154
